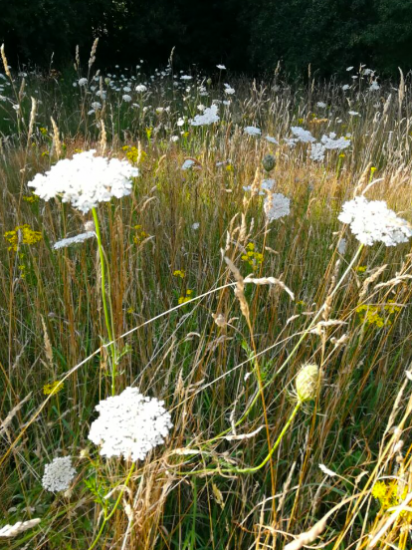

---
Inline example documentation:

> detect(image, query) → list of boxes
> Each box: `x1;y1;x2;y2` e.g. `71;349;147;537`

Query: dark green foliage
2;0;412;76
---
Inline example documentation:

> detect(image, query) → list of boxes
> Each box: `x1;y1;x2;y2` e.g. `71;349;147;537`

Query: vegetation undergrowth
2;43;412;549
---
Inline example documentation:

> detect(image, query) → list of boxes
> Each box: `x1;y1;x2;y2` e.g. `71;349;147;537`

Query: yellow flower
43;380;64;395
22;195;39;203
173;270;185;279
4;224;42;252
355;265;367;273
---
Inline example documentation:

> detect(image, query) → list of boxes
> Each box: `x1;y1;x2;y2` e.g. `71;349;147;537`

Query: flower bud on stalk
295;363;322;403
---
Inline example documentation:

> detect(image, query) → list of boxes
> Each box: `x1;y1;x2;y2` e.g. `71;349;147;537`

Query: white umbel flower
264;193;291;222
244;126;261;136
310;143;326;162
28;150;139;214
53;231;96;250
321;133;351;150
338;196;412;246
190;105;219;126
42;456;76;492
88;387;172;462
290;126;316;143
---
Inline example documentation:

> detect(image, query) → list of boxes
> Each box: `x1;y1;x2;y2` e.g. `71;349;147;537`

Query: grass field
2;45;412;549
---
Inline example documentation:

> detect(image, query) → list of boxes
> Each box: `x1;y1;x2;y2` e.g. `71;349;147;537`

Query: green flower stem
87;462;135;550
91;207;117;395
227;401;301;474
177;402;302;477
207;243;364;446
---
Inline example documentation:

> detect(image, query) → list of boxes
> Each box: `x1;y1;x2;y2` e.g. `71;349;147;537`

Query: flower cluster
122;145;139;164
244;126;261;136
88;387;172;462
53;232;95;250
295;363;322;402
178;289;193;304
173;269;185;278
4;224;42;252
372;480;410;518
133;224;149;245
42;456;76;492
338;196;412;246
264;193;291;222
190;104;219;126
356;300;401;328
43;380;64;395
290;126;316;143
241;243;263;271
28;150;139;214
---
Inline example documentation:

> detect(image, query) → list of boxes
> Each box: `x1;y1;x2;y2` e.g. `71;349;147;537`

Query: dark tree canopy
1;0;412;76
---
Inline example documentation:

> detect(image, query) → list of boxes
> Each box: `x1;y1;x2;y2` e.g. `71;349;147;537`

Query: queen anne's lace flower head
190;105;219;126
264;193;291;222
28;150;139;214
290;126;316;143
53;231;95;250
88;387;172;462
244;126;261;136
42;457;76;492
321;133;351;150
338;196;412;246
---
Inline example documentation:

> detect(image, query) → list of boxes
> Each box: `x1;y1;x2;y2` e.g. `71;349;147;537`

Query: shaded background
1;0;412;76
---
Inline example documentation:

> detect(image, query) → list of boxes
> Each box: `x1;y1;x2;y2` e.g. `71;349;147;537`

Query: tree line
1;0;412;76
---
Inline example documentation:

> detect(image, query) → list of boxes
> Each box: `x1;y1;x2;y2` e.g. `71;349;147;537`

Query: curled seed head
262;154;276;173
295;363;322;403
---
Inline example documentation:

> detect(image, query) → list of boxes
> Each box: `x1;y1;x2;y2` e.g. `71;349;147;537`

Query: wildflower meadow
2;41;412;550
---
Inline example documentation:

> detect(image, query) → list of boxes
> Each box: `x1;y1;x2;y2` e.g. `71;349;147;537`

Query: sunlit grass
1;48;412;549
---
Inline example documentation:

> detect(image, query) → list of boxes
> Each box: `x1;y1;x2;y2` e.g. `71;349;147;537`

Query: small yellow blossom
241;243;263;271
372;480;410;519
43;380;64;395
133;224;149;245
356;301;399;328
178;289;194;304
355;265;367;273
4;224;43;252
22;195;39;203
173;270;185;279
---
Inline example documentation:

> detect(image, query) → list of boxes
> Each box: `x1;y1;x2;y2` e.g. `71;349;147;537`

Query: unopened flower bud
262;154;276;173
295;363;322;402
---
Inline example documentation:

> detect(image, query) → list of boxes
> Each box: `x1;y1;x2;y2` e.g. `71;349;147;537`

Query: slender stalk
87;463;136;550
208;243;364;445
92;207;117;395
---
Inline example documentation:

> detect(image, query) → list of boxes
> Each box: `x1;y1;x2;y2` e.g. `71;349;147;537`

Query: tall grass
2;49;412;549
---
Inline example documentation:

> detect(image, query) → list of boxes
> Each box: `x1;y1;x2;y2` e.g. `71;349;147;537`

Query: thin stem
87;462;136;550
228;401;301;474
208;243;364;445
92;207;117;395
